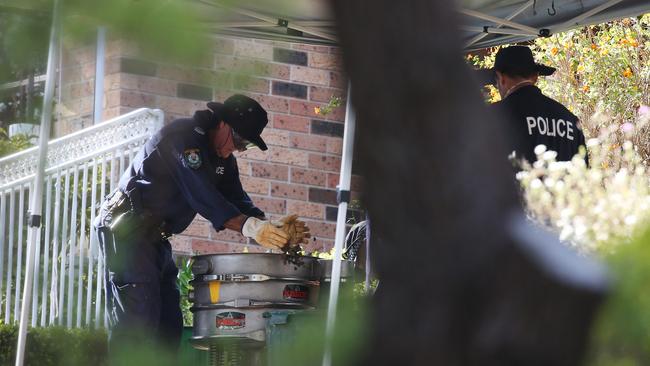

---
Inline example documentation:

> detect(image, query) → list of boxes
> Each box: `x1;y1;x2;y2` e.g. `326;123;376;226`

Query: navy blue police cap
207;94;268;151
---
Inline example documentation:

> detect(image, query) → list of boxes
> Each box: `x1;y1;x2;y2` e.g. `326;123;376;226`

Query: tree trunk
330;1;607;365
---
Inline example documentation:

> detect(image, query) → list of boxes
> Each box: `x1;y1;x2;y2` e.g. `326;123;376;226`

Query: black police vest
494;85;586;163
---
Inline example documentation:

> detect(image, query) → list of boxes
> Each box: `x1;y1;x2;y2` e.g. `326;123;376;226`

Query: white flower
515;171;528;181
623;140;633;151
517;112;650;255
542;150;558;161
624;215;637;226
544;178;556;188
534;144;547;155
559;226;573;241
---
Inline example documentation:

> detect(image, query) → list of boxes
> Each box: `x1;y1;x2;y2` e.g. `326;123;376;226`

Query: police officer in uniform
481;46;588;163
94;94;308;358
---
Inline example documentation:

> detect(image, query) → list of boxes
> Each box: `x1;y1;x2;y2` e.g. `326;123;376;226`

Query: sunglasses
232;129;257;151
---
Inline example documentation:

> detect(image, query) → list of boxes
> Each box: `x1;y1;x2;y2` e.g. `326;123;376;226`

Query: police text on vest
526;116;574;140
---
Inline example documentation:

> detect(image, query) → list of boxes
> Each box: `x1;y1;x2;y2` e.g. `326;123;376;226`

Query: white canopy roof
194;0;650;49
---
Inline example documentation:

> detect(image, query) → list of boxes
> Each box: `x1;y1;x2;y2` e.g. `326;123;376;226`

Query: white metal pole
76;164;89;327
0;194;5;309
322;85;355;366
459;8;539;36
200;0;338;42
15;0;60;364
49;173;62;325
40;177;53;326
461;26;539;37
67;167;79;328
86;161;98;326
465;0;534;48
15;186;26;320
364;215;371;292
58;170;70;326
6;190;15;323
93;27;106;124
553;0;623;32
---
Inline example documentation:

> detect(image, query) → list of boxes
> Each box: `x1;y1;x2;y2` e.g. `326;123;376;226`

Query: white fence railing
0;108;163;328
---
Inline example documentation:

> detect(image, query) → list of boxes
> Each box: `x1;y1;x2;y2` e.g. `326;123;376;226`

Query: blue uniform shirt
117;112;263;234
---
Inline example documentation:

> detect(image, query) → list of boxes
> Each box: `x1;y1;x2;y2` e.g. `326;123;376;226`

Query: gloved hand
242;217;290;250
273;214;311;246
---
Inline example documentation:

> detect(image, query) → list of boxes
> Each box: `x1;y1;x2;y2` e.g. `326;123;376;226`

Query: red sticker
283;284;309;301
216;311;246;330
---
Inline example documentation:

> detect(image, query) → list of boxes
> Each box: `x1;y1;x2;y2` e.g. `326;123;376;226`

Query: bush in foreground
0;325;107;366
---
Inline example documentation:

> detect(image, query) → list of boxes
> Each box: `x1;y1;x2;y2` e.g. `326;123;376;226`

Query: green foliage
0;325;194;366
62;0;209;64
177;257;194;327
466;50;500;103
533;15;650;164
0;0;211;87
0;324;107;366
108;341;180;366
267;293;368;366
587;226;650;365
534;16;650;124
353;279;378;298
0;128;33;157
0;10;49;83
315;96;343;116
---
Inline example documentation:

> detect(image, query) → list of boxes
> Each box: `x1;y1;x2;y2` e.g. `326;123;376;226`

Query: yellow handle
208;281;221;303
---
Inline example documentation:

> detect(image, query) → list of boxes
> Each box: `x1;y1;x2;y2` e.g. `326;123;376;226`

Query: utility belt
103;189;173;241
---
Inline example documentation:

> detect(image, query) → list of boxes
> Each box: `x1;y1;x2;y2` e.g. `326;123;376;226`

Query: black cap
476;46;556;85
208;94;268;151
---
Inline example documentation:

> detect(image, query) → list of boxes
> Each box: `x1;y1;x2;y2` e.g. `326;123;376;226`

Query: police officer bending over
94;94;309;358
480;46;588;163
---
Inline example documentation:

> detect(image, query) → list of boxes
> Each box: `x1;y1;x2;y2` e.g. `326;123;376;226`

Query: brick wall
57;36;363;256
56;43;96;135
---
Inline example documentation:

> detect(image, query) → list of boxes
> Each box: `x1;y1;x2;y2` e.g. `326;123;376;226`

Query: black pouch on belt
106;190;158;240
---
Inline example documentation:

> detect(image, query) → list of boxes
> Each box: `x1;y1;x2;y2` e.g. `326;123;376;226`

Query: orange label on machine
208;281;221;303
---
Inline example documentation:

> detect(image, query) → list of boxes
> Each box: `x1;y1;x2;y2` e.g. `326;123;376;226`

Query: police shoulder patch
183;148;202;169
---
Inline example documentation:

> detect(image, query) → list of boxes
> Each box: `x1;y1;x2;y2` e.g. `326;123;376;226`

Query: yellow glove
242;217;289;249
274;214;311;246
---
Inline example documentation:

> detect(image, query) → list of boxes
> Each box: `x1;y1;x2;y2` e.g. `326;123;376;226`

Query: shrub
587;227;650;365
0;325;107;366
515;114;650;253
534;15;650;164
177;258;194;327
0;128;33;157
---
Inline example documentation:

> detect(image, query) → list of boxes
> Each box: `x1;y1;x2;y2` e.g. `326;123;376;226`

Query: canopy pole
460;8;539;36
465;0;535;47
15;0;60;365
554;0;624;31
93;26;106;124
322;84;355;366
200;0;338;41
462;26;539;36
